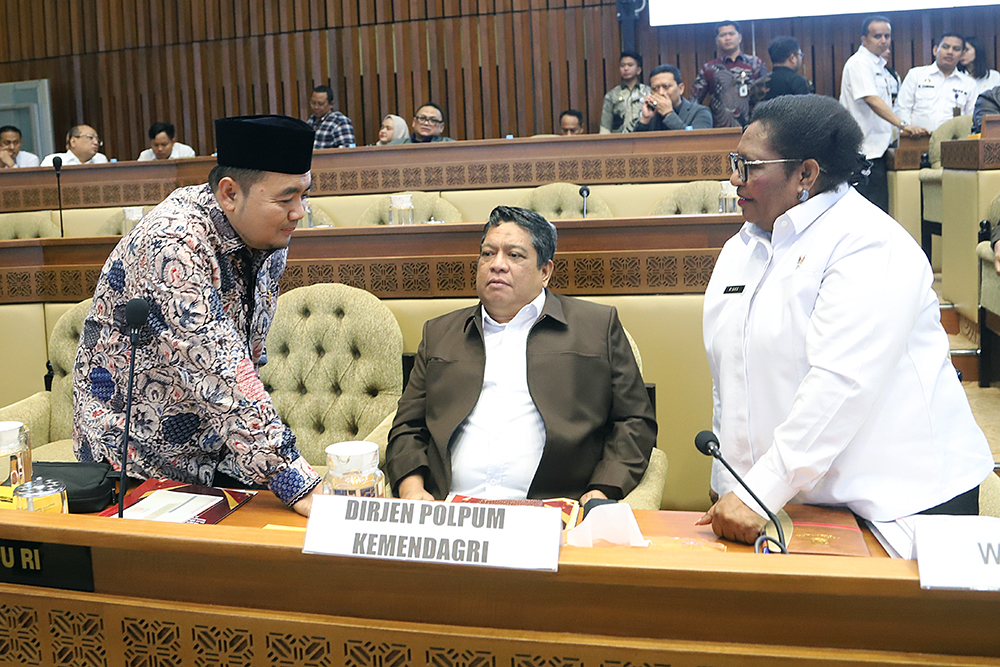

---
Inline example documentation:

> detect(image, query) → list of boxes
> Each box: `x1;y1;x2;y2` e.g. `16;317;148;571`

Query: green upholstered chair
516;182;613;219
650;181;724;215
0;210;60;240
258;283;403;469
356;192;464;226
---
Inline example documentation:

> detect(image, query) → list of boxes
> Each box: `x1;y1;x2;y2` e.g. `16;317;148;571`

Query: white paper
916;515;1000;590
565;503;650;547
304;495;562;571
122;490;222;523
866;516;918;559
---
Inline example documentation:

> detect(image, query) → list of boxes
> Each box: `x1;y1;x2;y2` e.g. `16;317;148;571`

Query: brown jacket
386;291;657;500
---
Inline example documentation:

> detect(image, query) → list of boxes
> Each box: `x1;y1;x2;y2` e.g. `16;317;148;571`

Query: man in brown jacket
386;206;656;503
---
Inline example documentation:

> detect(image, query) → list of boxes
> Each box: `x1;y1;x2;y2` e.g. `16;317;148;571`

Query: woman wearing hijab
373;114;411;146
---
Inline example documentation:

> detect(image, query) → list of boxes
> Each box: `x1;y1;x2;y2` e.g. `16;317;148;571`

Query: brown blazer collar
461;288;568;337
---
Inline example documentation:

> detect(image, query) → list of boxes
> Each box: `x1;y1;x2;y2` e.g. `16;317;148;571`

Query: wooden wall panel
2;3;1000;159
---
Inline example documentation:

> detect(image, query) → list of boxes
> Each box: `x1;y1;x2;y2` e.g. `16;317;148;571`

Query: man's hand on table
397;474;434;501
695;491;767;545
579;489;608;506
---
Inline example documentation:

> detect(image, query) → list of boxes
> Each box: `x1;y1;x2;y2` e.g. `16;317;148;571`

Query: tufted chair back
259;283;404;467
356;192;464;226
650;181;724;215
0;211;60;239
927;115;973;169
517;182;613;219
49;298;93;441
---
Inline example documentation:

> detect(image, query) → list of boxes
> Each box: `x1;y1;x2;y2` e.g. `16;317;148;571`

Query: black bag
32;461;117;513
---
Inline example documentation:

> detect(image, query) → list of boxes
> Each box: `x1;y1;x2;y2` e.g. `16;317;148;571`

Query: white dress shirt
137;142;196;161
449;290;548;499
9;151;40;168
40;151;109;167
703;184;993;521
840;46;898;159
895;63;977;131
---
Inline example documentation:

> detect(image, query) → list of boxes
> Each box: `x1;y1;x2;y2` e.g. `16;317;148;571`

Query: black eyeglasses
415;115;443;125
728;152;801;183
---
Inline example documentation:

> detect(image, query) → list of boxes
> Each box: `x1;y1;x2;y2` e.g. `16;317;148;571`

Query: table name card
304;496;562;571
915;515;1000;591
0;538;94;592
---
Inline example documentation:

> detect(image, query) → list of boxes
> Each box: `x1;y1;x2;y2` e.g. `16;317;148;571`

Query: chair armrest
978;240;995;262
621;447;668;511
0;391;52;446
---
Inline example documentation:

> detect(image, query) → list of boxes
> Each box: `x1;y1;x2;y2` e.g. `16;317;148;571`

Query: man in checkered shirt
305;85;356;149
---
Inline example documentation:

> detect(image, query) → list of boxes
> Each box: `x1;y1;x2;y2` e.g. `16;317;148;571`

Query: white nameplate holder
914;515;1000;591
303;495;562;571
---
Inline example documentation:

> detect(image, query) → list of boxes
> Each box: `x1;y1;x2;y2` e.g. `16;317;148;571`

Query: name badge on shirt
724;285;745;294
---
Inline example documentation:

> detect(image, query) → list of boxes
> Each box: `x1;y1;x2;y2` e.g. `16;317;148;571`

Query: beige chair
356;192;463;226
259;283;404;468
650;181;724;215
0;210;60;239
919;115;973;259
366;326;668;509
981;471;1000;518
0;298;90;461
516;182;612;219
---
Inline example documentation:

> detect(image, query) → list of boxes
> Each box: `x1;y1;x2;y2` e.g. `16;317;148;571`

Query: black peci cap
214;115;314;174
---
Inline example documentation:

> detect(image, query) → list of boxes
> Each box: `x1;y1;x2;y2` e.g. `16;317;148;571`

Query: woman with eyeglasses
698;94;992;545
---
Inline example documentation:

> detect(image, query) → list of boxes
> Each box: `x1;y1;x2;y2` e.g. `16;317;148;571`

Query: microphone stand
118;324;140;518
53;158;64;237
579;185;590;219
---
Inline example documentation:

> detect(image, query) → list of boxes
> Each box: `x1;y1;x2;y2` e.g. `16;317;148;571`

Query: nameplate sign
0;538;94;592
303;495;562;571
915;515;1000;591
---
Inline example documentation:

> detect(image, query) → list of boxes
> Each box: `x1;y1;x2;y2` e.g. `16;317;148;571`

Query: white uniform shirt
449;290;547;499
895;63;977;131
10;151;40;168
840;45;897;159
972;69;1000;97
40;151;109;167
137;142;196;161
703;184;992;521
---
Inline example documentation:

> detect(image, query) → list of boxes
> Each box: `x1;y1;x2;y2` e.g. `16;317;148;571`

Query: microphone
694;430;787;554
579;185;590;219
52;157;64;237
118;297;150;518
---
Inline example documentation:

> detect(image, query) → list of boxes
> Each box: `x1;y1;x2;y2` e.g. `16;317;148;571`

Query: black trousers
855;154;889;213
918;486;980;516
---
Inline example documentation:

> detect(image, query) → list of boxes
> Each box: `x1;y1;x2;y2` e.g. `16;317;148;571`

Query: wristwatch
899;121;908;128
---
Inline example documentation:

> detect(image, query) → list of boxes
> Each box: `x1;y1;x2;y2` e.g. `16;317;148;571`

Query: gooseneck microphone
52;156;64;237
694;430;787;554
579;185;590;218
118;297;150;518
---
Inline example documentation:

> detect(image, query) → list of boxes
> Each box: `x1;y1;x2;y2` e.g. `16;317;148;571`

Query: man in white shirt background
0;125;40;168
386;206;656;504
840;16;924;213
895;32;977;133
40;125;109;166
137;122;196;161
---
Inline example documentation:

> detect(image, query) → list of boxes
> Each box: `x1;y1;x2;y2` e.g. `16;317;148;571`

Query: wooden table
1;495;997;666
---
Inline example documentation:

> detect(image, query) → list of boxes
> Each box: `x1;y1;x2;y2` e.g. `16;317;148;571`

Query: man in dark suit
386;206;656;503
760;37;811;101
634;65;712;132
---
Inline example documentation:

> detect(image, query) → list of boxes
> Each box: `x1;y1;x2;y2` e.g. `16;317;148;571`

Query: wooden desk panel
0;215;744;303
0;499;996;666
0;130;742;213
941;138;1000;170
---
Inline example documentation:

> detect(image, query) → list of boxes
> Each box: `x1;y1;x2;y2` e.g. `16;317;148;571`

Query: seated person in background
559;109;585;135
387;206;656;503
960;36;1000;96
41;125;108;166
760;37;811;100
895;33;976;134
0;125;40;168
374;114;411;145
974;84;1000;134
73;115;323;517
306;85;356;149
635;64;712;132
699;95;992;544
411;102;455;143
137;122;196;161
600;51;650;133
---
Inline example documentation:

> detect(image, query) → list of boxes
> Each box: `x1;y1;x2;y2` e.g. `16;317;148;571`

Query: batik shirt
307;110;356;149
73;184;321;506
691;53;768;128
